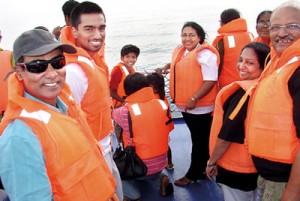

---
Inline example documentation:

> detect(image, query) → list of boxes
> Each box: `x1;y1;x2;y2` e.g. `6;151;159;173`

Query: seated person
112;73;174;200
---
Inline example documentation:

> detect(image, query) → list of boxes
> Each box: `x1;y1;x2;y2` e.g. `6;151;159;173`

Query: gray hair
273;0;300;14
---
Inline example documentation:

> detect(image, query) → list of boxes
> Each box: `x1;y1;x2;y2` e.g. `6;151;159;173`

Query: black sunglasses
17;55;66;73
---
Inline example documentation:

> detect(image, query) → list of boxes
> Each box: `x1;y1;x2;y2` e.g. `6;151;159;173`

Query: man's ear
72;27;78;38
15;67;24;81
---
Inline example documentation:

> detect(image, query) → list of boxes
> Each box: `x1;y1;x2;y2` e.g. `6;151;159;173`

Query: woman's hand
185;97;197;112
155;63;170;74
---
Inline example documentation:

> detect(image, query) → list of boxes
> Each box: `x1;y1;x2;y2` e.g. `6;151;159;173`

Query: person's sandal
160;174;174;197
174;176;193;186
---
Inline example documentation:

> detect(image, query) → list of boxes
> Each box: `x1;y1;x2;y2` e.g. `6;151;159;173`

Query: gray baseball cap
13;29;76;63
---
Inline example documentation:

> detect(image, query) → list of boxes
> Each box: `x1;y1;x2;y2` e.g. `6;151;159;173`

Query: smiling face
15;49;66;106
181;26;201;51
72;13;106;56
237;47;263;80
121;52;138;69
270;6;300;56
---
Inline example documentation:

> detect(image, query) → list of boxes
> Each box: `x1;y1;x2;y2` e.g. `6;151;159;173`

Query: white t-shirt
65;63;88;105
65;63;111;155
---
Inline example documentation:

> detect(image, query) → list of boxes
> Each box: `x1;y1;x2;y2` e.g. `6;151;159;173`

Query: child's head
120;44;140;68
124;73;149;96
146;73;165;100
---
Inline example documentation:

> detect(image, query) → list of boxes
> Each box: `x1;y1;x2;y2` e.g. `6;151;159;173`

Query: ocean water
0;0;287;71
103;2;217;71
100;0;286;72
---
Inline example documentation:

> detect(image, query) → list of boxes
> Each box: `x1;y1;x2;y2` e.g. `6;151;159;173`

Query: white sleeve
197;49;218;81
65;63;88;105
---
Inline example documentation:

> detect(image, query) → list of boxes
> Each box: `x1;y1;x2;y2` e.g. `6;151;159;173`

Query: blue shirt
0;93;67;201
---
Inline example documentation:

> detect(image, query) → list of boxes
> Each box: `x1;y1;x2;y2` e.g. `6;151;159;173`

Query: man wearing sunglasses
60;1;123;200
0;29;117;201
246;1;300;201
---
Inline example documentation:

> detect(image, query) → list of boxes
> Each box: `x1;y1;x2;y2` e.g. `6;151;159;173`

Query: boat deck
0;119;225;201
139;119;224;201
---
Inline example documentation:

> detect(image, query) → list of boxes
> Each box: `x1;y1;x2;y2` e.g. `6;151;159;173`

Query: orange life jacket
124;87;170;160
246;41;300;163
0;49;13;116
169;42;219;107
60;27;113;141
60;26;109;79
110;62;135;107
253;36;270;46
153;93;174;132
213;18;254;88
209;80;257;173
0;75;117;201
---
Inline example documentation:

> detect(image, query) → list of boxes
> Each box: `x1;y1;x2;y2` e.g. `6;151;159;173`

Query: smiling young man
60;1;123;200
246;1;300;200
0;29;117;201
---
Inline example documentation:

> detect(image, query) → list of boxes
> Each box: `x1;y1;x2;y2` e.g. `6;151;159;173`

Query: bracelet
190;96;198;101
207;160;216;167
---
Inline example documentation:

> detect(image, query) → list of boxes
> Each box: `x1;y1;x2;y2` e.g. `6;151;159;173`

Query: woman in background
253;10;272;45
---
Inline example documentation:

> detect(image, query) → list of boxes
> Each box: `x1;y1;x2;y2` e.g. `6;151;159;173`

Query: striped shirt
112;106;167;175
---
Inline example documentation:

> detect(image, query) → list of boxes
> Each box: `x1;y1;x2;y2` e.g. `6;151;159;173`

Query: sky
0;0;288;50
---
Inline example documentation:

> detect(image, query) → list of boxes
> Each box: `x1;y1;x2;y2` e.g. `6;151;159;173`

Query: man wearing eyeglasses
0;29;117;201
60;1;123;200
246;1;300;201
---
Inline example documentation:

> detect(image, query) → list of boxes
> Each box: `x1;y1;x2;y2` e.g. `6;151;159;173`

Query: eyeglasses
257;21;271;27
17;55;66;73
181;33;197;38
268;24;300;33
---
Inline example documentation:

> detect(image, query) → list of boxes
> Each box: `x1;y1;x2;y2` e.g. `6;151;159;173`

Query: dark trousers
182;112;212;180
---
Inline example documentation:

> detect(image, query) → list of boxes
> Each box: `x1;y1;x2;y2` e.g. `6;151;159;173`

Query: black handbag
113;145;147;180
113;115;147;180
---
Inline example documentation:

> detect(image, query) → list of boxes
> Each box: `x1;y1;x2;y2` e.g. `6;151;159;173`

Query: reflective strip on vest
131;100;168;117
277;56;300;73
158;99;168;110
227;35;236;48
121;66;130;76
20;109;51;124
131;104;141;116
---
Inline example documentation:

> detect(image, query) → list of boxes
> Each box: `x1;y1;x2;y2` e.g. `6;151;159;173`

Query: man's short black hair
70;1;105;28
121;44;140;57
220;8;240;24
